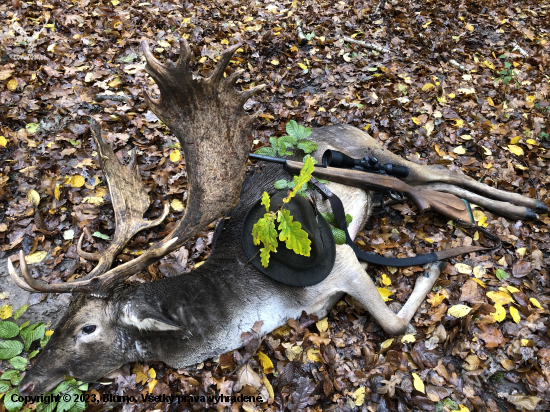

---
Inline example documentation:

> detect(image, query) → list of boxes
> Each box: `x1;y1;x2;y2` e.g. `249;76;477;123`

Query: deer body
8;40;542;396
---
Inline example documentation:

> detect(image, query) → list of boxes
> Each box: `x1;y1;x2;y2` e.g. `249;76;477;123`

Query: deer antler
9;39;264;296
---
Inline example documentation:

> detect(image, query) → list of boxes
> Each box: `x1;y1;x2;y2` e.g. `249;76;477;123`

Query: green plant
495;268;509;281
254;120;318;157
0;304;88;412
496;58;519;87
321;212;353;245
539;131;549;141
252;157;315;267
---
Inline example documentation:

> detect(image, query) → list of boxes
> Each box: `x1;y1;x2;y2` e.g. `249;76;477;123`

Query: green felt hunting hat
241;191;336;286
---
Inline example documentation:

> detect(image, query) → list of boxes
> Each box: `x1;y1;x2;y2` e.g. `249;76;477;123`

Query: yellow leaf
530;298;543;309
352;387;365;406
508;145;524;156
25;251;47;264
27;189;40;206
170;149;181;162
454;263;472;274
422;83;434;91
487;97;495;107
45;330;54;336
258;351;274;372
221;39;229;45
171;198;184;212
520;339;531;347
0;136;7;147
316;317;328;333
306;348;321;363
82;197;104;206
461;134;472;140
70;175;85;188
428;293;445;306
261;375;274;399
510;136;520;144
526;139;537;145
465;23;474;32
157;40;170;48
472;210;488;227
411;117;421;125
454;119;464;127
0;305;13;320
412;373;425;393
148;379;157;392
7;78;18;91
509;306;520;323
506;285;520;293
380;273;391;286
472;278;486;288
132;363;147;385
486;291;514;305
194;261;205;268
271;60;279;65
491;303;506;322
378;287;393;302
447;304;472;318
111;0;119;5
147;368;156;379
456;405;470;412
448;93;455;98
453;146;466;155
54;185;61;200
401;334;416;344
482;146;492;156
297;63;307;70
473;266;486;278
380;338;393;349
483;60;495;70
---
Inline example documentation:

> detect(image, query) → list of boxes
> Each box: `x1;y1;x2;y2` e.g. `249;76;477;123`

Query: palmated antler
9;39;264;296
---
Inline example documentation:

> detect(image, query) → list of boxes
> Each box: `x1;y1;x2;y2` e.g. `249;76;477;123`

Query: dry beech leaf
170;149;181;162
530;298;543;309
25;251;48;264
491;303;506;322
486;291;514;305
447;304;472;318
27;189;40;206
316;318;328;333
411;373;425;393
352;387;365;406
257;351;274;373
401;334;416;344
171;198;185;212
509;306;521;323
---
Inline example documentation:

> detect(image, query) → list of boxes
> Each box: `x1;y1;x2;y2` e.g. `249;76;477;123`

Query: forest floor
0;0;549;411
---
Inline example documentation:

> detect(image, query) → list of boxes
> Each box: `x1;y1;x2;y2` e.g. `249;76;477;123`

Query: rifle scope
322;150;409;178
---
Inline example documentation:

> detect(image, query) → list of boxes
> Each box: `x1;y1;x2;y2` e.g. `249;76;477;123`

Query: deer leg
309;124;547;214
416;183;539;220
332;246;443;335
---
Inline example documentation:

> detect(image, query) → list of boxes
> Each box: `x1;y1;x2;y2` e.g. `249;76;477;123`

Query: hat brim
241;192;336;287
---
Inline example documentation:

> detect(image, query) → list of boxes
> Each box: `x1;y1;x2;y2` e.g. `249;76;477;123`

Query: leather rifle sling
310;177;501;267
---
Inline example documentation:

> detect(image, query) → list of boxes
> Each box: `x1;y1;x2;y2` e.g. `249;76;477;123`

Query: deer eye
82;325;96;334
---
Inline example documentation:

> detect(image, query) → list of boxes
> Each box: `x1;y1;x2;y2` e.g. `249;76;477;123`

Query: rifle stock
282;160;474;223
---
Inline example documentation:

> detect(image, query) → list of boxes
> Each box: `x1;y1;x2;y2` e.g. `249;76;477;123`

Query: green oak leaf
277;209;311;256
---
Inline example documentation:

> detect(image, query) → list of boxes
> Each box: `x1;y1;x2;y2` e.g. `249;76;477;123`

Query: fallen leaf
509;306;520;323
257;351;274;373
352;387;365;406
25;251;47;264
27;189;40;206
486;291;514;305
507;145;524;156
316;318;328;333
401;334;416;344
70;175;85;188
170;149;181;162
0;305;13;320
171;199;185;212
377;287;393;302
447;304;472;318
412;373;425;393
491;304;506;322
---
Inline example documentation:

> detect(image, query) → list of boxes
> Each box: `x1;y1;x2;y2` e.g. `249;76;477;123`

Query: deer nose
19;382;34;396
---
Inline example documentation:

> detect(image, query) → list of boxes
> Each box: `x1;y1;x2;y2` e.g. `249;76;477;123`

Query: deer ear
121;303;181;331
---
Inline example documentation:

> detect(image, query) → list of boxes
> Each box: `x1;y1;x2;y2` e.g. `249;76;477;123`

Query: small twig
448;59;467;71
342;36;390;54
94;94;131;103
511;42;529;58
371;0;387;19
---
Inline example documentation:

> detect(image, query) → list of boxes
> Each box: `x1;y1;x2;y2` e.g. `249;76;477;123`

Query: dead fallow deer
7;40;544;396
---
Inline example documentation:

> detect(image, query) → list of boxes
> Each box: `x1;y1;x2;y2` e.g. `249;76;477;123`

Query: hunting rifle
249;152;474;223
